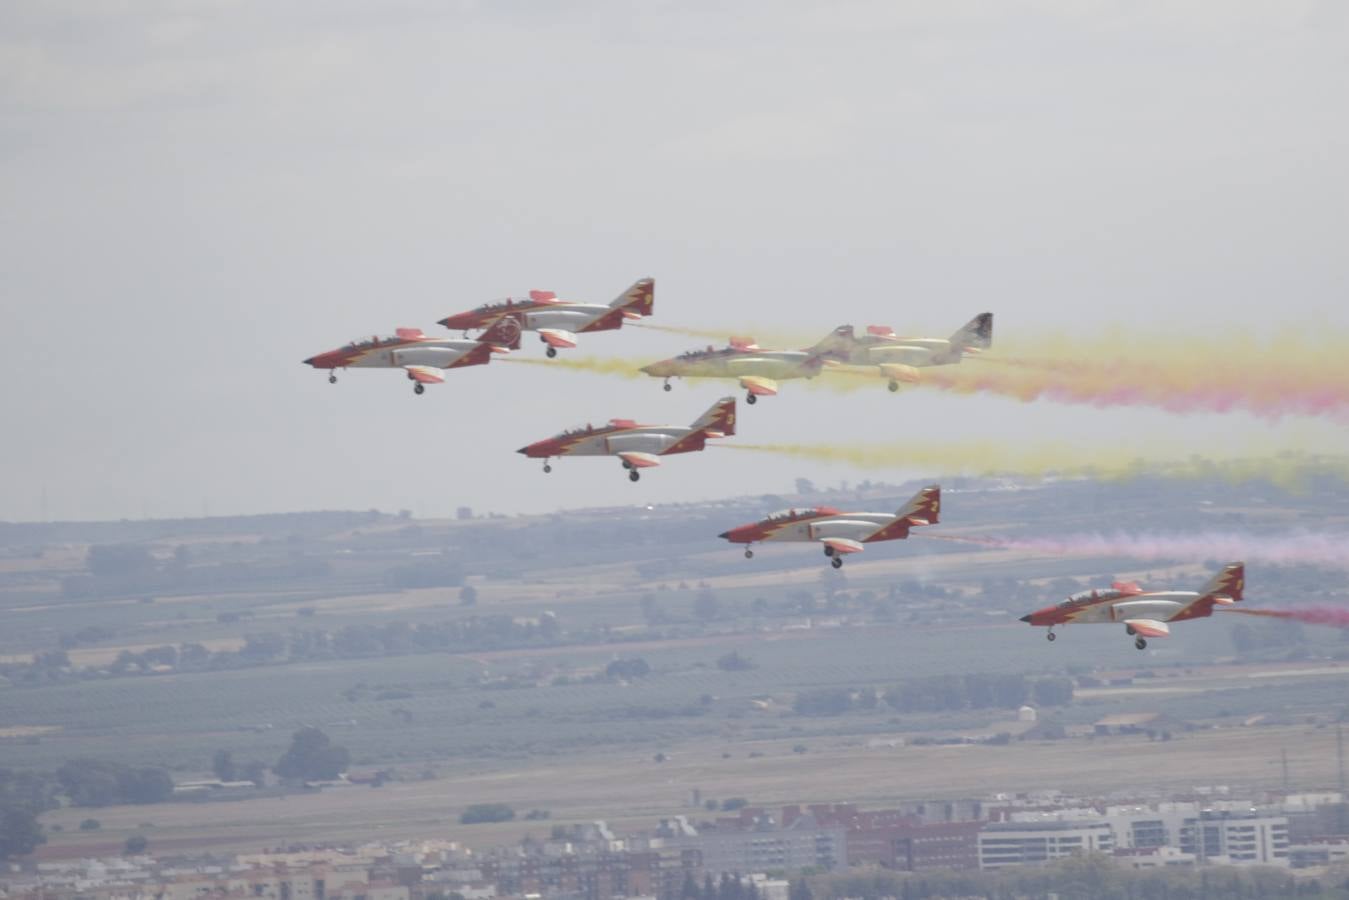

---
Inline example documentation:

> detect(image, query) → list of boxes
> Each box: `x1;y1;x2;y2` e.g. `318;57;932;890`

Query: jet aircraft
438;278;654;357
718;485;941;569
823;314;994;391
639;328;850;404
1019;562;1245;650
517;397;736;482
302;319;516;394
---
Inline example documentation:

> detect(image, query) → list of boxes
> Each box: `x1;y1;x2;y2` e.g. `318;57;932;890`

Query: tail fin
1198;562;1244;603
807;325;856;359
477;315;522;350
609;278;655;316
949;313;993;353
690;396;737;437
896;484;941;526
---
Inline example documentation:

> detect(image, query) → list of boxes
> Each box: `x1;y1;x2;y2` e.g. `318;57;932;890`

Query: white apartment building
978;821;1114;869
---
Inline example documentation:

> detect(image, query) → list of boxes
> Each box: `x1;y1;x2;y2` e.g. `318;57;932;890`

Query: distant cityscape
6;785;1349;900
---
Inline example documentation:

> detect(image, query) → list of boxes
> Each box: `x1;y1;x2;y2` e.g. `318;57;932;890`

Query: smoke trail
506;325;1349;421
826;329;1349;420
501;356;648;380
1220;607;1349;628
719;442;1349;491
924;531;1349;571
630;323;728;340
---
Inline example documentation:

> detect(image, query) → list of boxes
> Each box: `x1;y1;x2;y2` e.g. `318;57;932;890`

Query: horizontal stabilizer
739;375;779;396
403;365;446;385
618;451;662;469
820;537;865;555
539;328;578;349
1124;618;1170;638
447;342;496;369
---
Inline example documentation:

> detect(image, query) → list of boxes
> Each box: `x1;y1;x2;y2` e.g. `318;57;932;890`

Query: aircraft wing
403;365;447;385
819;537;865;555
539;328;578;349
739;375;779;396
617;451;662;469
1123;618;1171;638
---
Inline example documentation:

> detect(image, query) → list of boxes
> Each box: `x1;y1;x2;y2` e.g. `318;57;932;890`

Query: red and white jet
302;319;516;394
517;397;736;482
439;278;654;358
718;485;941;569
1019;562;1245;650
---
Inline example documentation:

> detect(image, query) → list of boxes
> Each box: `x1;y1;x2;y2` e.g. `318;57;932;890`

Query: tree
0;805;44;860
460;803;514;824
716;651;754;671
606;658;651;679
87;544;155;577
56;760;173;807
123;834;148;855
212;750;236;782
274;727;350;781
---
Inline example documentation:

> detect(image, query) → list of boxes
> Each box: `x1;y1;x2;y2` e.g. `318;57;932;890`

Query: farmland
3;474;1349;854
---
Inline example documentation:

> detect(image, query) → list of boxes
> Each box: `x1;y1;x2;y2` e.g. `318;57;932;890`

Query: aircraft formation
304;277;1253;650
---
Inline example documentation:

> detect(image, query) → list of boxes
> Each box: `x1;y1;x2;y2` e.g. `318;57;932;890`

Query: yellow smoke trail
501;356;648;380
504;325;1349;421
715;443;1349;491
947;328;1349;418
630;323;728;340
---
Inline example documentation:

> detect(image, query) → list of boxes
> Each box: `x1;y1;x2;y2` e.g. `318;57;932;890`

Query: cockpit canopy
763;506;840;522
478;291;560;313
344;334;399;349
1058;588;1113;608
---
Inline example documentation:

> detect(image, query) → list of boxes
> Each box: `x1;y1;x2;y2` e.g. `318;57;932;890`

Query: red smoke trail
1220;607;1349;628
927;357;1349;421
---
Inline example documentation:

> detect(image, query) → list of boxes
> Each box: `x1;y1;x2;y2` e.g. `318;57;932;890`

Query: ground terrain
2;476;1347;856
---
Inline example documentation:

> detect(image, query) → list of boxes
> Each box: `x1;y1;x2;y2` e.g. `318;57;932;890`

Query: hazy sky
3;1;1347;522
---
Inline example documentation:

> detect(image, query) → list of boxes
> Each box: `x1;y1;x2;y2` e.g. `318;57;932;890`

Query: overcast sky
3;1;1347;522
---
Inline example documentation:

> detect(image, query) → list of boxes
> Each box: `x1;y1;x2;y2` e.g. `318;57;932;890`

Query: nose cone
439;312;479;330
305;350;344;369
302;356;315;366
1019;614;1032;623
718;531;731;539
518;441;554;458
641;360;670;377
719;525;755;544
